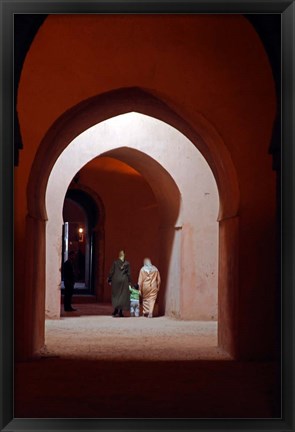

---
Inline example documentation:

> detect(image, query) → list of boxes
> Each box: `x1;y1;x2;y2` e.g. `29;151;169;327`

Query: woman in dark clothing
108;250;132;317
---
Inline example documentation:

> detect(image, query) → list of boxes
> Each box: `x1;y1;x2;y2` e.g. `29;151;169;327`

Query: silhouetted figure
63;251;77;312
108;250;132;317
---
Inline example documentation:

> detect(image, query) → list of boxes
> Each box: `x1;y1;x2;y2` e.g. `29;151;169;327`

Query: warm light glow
78;228;83;233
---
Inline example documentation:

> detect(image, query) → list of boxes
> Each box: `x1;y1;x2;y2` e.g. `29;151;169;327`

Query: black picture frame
1;1;294;431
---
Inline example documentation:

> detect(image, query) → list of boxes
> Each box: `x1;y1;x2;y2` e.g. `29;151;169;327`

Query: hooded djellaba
138;257;161;318
108;250;132;317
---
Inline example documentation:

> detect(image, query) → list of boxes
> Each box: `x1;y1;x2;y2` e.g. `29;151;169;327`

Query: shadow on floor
17;303;280;419
15;357;280;419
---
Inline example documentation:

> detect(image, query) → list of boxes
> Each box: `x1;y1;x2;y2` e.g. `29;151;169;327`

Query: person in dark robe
108;250;132;317
63;251;77;312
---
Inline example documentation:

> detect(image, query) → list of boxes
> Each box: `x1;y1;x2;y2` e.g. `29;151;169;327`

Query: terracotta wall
63;199;86;226
14;14;277;360
77;158;160;303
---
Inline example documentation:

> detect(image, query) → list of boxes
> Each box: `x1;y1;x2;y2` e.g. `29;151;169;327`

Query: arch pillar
158;224;182;318
18;214;46;359
218;215;239;358
45;212;63;319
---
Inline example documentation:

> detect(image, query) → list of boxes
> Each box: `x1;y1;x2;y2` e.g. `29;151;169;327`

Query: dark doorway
61;189;98;295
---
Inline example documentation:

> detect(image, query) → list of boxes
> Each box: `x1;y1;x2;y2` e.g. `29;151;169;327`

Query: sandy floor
44;303;226;361
15;304;280;419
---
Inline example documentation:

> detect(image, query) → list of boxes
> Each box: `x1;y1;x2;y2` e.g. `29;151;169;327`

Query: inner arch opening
45;112;219;349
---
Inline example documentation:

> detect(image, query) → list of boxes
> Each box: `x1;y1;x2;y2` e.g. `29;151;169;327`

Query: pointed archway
23;89;239;360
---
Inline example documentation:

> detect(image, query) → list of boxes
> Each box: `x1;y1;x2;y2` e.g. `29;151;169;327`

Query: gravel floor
44;303;225;361
15;304;280;419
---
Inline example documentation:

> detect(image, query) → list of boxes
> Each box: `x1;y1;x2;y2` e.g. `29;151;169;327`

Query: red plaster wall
14;14;277;360
63;199;87;226
77;157;160;302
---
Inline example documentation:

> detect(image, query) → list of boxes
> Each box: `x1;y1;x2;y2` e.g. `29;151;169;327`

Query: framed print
1;1;294;431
